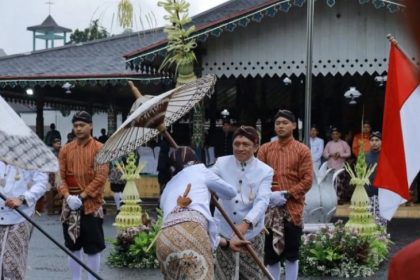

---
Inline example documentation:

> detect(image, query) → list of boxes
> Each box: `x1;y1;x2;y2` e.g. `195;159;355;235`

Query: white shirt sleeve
205;168;236;200
23;171;48;207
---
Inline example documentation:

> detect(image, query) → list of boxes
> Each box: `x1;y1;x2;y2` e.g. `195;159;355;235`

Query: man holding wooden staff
212;126;273;280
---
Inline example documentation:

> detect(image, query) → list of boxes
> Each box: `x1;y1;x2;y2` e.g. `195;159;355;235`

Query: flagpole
304;0;315;146
0;193;103;280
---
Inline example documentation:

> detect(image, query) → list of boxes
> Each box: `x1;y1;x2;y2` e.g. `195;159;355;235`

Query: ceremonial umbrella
96;74;217;164
0;95;58;173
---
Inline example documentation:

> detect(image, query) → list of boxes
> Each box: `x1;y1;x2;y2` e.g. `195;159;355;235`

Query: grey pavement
25;212;420;280
26;213;162;280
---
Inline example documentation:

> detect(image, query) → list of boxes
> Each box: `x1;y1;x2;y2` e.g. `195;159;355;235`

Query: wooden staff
211;193;274;280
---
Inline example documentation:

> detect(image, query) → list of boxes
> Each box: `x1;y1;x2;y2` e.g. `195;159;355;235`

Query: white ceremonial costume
157;163;236;280
211;155;273;240
211;155;273;280
309;136;324;170
159;163;236;249
0;161;48;280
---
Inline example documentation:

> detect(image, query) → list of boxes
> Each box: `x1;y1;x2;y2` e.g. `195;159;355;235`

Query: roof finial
46;1;54;15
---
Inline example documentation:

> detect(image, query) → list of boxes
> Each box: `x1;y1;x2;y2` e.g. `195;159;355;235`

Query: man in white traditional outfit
213;126;273;280
309;125;324;170
0;161;48;280
157;146;249;280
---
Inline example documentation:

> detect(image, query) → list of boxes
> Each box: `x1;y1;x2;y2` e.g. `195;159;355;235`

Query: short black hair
274;109;296;123
232;126;259;144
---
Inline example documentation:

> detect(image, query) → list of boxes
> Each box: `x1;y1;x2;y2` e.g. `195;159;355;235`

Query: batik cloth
264;206;290;256
0;221;33;280
61;201;104;243
369;195;388;228
215;232;265;280
156;215;213;280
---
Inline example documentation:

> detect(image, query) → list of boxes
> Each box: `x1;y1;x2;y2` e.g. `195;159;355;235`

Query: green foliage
157;0;197;74
300;220;391;278
68;20;108;44
118;0;134;29
107;209;163;269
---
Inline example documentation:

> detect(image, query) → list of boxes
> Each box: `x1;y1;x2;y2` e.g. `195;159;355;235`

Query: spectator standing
352;121;372;157
365;131;387;228
97;128;108;144
309;125;324;170
45;123;61;147
323;127;351;203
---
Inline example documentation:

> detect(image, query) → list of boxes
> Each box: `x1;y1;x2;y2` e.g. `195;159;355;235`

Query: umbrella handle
158;125;179;149
0;193;103;280
211;193;274;280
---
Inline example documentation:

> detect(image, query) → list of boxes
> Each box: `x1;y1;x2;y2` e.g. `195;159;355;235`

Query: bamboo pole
0;193;103;280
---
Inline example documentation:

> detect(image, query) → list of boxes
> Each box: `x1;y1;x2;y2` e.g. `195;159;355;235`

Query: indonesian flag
375;43;420;220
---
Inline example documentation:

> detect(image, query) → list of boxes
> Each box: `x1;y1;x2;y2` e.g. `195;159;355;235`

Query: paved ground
25;212;420;280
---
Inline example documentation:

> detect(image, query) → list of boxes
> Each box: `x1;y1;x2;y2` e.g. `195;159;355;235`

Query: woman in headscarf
156;146;249;280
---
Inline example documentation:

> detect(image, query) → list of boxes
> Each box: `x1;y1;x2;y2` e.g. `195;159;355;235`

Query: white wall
20;110;123;139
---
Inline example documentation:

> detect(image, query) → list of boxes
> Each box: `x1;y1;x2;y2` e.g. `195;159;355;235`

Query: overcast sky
0;0;229;55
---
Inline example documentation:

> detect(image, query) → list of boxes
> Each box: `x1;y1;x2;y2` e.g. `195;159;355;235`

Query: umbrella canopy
0;96;59;172
96;74;216;164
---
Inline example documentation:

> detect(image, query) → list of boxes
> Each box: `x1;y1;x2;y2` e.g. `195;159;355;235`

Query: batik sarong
156;220;213;280
0;221;33;280
265;206;290;256
369;195;387;228
215;232;265;280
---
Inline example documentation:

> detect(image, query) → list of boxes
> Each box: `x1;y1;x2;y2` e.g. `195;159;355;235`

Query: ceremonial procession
1;0;420;279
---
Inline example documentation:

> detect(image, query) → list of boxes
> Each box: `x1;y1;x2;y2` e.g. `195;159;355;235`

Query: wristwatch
18;195;27;205
243;219;253;229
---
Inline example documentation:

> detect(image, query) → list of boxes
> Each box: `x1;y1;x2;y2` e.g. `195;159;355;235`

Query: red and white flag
375;43;420;220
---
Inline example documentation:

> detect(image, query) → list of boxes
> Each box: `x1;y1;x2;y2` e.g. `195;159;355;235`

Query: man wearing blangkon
213;126;273;280
58;111;108;280
258;110;313;280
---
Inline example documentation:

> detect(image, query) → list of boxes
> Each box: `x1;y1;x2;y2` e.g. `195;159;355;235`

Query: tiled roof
124;0;275;59
0;28;166;80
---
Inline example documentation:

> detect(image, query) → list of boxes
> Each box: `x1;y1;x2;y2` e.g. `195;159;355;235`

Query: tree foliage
68;20;109;44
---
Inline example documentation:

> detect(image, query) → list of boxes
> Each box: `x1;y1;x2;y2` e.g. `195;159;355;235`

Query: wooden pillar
107;106;117;135
35;92;44;139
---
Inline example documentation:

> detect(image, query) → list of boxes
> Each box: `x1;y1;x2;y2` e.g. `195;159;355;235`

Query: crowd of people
0;107;417;280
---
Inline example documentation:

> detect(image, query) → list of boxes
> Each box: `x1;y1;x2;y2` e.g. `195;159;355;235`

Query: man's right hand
230;239;250;252
66;195;82;210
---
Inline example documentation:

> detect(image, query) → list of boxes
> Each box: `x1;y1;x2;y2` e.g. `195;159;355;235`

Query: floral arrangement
299;220;391;278
158;0;197;84
107;209;163;269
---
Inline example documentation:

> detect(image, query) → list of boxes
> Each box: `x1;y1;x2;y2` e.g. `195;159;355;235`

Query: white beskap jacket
211;155;273;240
0;161;48;224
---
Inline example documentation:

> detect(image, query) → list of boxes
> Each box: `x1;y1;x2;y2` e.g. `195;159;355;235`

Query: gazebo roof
27;15;72;33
